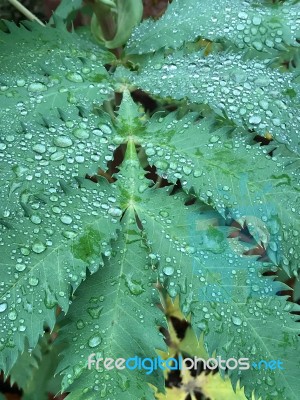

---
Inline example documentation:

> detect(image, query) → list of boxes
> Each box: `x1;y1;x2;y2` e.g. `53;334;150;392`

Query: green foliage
0;0;300;399
118;51;300;154
126;0;300;54
58;206;166;399
0;20;117;371
10;334;64;400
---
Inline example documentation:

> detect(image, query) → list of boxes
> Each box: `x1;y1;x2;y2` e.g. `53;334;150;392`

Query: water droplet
21;247;30;256
50;151;64;161
63;230;77;239
60;215;73;225
108;208;122;217
272;118;281;127
66;72;84;83
8;310;17;321
30;215;42;225
183;165;192;175
238;11;248;20
73;128;89;139
193;170;203;177
231;315;242;326
209;135;220;143
252;285;260;292
28;82;47;92
16;263;26;272
0;303;8;313
19;325;26;332
249;115;261;124
75;155;85;163
29;277;39;286
252;16;262;26
54;136;73;148
76;319;85;329
32;144;46;154
163;266;174;276
124;275;145;295
145;148;156;156
88;334;102;348
88;306;103;319
32;241;46;254
16;79;26;87
253;41;263;51
159;211;169;218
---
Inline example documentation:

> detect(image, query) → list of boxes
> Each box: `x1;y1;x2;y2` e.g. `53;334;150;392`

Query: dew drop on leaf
32;144;46;154
88;334;102;348
249;115;262;124
32;241;47;254
76;320;85;330
28;82;47;92
60;215;73;225
0;303;8;313
231;315;242;326
66;72;84;83
73;128;89;139
28;277;39;286
30;215;42;225
8;310;17;321
53;136;73;148
163;266;174;276
16;264;26;272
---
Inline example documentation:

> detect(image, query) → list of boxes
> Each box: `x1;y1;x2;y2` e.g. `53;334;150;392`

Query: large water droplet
231;315;242;326
54;136;73;148
73;128;89;139
32;144;46;154
8;310;17;321
32;241;47;254
66;72;84;83
29;277;39;286
88;334;102;348
249;115;261;124
0;303;8;313
60;215;73;225
28;82;47;92
108;208;122;217
163;266;174;276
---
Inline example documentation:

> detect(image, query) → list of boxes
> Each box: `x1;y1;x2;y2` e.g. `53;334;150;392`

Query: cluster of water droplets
0;22;113;156
0;101;125;364
58;220;164;399
132;52;300;153
127;0;300;54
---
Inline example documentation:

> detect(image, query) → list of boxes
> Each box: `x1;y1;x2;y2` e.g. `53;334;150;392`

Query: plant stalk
8;0;45;26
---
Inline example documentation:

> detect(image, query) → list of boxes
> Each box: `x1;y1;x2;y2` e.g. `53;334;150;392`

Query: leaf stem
8;0;45;26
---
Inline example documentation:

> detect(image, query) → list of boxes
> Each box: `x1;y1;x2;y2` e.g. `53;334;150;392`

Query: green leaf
0;21;119;373
109;93;300;274
57;208;166;400
134;184;300;399
146;112;300;274
9;339;42;389
118;51;300;155
127;0;300;54
10;334;64;400
56;128;300;400
0;20;114;135
123;143;300;400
